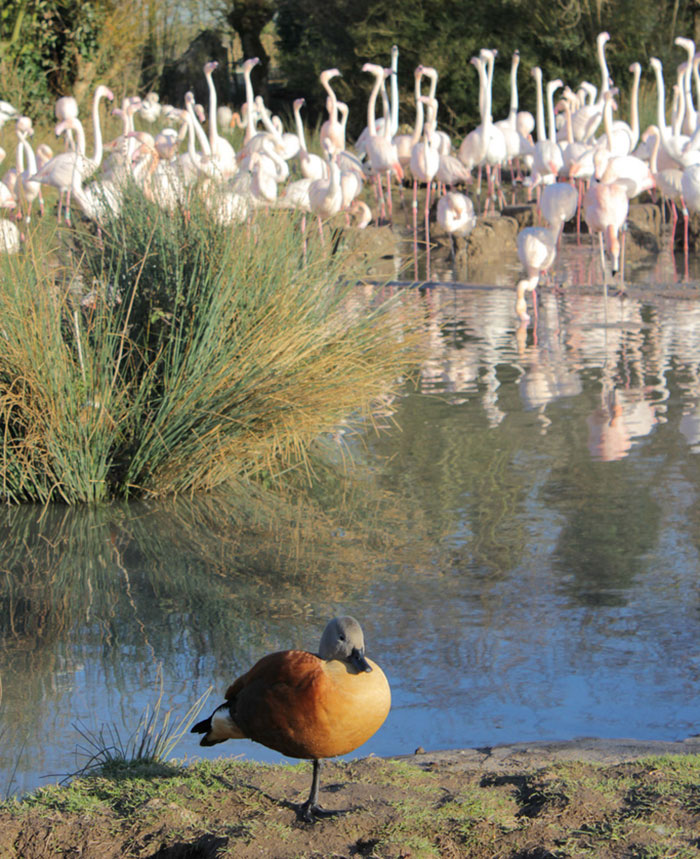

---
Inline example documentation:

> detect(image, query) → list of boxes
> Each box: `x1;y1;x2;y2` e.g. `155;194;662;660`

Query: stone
467;215;519;261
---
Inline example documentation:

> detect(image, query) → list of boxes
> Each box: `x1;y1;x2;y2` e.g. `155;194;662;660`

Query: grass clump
0;185;422;503
66;668;210;780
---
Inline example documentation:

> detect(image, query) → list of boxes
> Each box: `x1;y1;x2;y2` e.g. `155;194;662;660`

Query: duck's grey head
318;616;372;672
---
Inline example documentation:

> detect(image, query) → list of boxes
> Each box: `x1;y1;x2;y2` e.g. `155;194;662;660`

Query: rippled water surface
3;234;700;797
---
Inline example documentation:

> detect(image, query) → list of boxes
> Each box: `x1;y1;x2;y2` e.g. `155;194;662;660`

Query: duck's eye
339;634;346;641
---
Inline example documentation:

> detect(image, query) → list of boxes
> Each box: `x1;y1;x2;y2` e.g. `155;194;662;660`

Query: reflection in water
4;258;700;796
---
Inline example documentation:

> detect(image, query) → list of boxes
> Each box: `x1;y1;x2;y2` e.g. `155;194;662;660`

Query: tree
226;0;277;97
274;0;696;141
0;0;104;110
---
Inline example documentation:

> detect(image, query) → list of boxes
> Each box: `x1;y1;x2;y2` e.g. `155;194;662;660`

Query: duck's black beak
350;647;372;673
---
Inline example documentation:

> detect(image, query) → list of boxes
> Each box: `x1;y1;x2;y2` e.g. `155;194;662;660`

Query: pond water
3;232;700;798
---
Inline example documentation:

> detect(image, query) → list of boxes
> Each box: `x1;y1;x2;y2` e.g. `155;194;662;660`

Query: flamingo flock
1;35;700;313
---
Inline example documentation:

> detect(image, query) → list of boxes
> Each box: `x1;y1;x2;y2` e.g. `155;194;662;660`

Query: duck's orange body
211;649;390;760
191;616;391;821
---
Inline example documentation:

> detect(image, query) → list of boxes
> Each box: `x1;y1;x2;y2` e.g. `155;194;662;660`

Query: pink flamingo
361;62;404;223
410;95;440;277
32;85;113;224
583;174;629;295
320;68;344;155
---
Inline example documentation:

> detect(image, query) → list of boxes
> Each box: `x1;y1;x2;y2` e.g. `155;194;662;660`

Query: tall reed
0;186;422;503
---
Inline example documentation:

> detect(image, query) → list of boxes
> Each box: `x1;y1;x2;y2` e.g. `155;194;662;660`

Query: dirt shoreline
4;736;700;858
400;733;700;772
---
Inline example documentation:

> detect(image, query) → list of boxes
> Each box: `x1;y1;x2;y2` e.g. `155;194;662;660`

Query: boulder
467;215;519;261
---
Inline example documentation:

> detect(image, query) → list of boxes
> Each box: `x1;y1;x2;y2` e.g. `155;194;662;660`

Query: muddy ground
3;737;700;857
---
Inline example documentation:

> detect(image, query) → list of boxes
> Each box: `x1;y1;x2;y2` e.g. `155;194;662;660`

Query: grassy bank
2;752;700;857
0;186;423;503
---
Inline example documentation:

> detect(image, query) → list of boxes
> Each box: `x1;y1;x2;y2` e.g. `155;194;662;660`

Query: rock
500;204;536;230
350;224;399;261
622;203;661;258
467;215;519;261
628;202;662;236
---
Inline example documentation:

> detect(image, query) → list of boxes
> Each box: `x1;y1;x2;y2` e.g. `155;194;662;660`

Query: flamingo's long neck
411;91;425;146
603;92;615;153
484;51;495;129
321;74;338;125
676;38;697;134
20;133;37;176
15;132;25;173
597;33;611;97
205;69;219;153
672;69;686;138
91;90;107;168
366;69;383;137
186;97;211;156
380;75;393;140
72;117;87;159
562;98;574;144
183;112;201;168
256;96;282;142
546;81;561;144
390;46;399;136
508;53;520;123
474;58;486;121
533;68;546;143
293;103;308;153
644;125;661;174
629;64;641;149
651;59;669;140
243;65;256;144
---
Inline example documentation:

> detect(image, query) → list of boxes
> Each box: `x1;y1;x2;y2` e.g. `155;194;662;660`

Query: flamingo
649;57;690;167
320;69;344;155
529;68;563;194
494;50;533;187
643;124;683;245
308;142;343;242
15;119;44;223
356;46;399;156
0;101;18;129
32;84;114;224
54;95;79;151
436;191;476;261
292;98;328;181
540;182;578;236
583;170;629;291
410;95;440;276
420;66;452;157
137;92;161;124
568;32;612;143
237;57;263;155
393;65;426;173
675;38;697;136
479;49;508;209
0;219;20;254
514;278;538;324
458;52;504;208
0;147;17;210
203;61;237;178
361;62;404;222
594;91;655;199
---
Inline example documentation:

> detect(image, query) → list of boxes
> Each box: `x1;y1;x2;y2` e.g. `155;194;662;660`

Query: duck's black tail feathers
190;706;233;746
191;716;212;735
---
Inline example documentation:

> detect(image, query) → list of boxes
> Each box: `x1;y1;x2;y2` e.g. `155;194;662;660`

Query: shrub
0;186;422;503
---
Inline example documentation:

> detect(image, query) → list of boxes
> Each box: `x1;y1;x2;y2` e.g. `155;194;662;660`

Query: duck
191;615;391;823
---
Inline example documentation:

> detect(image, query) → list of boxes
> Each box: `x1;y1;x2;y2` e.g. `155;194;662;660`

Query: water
3;233;700;797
